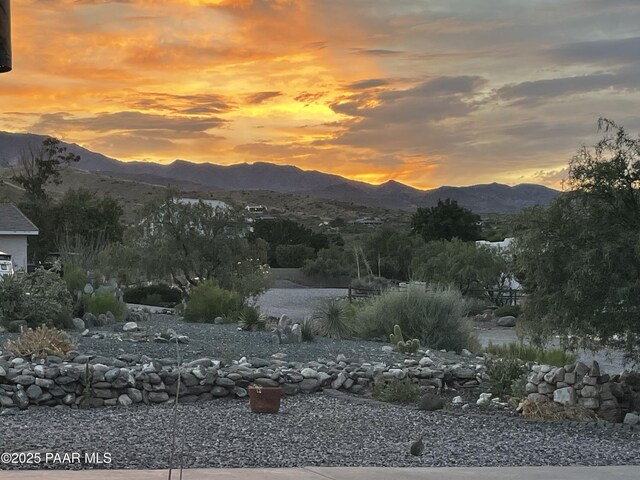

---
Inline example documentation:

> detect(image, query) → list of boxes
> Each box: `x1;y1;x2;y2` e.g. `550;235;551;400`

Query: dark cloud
349;48;404;56
245;91;283;105
497;74;618;104
347;79;390;90
550;37;640;65
294;92;325;104
328;76;486;154
128;92;235;115
31;111;225;134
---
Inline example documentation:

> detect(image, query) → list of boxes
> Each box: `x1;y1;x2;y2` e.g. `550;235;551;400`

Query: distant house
352;217;383;226
0;203;39;271
245;205;267;214
177;198;231;211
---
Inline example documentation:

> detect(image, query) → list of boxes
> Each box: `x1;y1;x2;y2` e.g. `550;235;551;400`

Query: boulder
553;386;577;406
418;393;444;411
72;318;85;330
623;412;639;425
496;316;516;327
122;322;138;332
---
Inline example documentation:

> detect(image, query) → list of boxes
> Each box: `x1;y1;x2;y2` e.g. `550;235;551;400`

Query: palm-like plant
238;306;266;331
313;298;351;339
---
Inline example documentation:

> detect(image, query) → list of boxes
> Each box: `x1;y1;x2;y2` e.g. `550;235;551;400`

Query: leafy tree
102;196;269;298
411;238;508;298
250;218;330;267
275;244;315;268
514;119;640;361
303;245;354;277
20;188;123;264
362;226;423;281
411;199;481;242
12;138;80;201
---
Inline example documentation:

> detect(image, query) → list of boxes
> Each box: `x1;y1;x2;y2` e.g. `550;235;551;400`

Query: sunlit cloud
2;1;640;188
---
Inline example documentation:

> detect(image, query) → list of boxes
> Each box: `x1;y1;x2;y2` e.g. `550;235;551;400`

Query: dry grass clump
5;326;76;358
519;399;596;422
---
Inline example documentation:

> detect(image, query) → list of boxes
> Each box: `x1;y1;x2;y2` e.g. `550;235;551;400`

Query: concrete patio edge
1;466;639;480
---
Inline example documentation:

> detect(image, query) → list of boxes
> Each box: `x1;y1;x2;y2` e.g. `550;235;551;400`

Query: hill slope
0;131;559;213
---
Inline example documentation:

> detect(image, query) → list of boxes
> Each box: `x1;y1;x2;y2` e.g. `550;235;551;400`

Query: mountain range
0;131;559;213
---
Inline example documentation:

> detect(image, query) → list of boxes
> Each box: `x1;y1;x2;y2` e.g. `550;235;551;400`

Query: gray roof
0;203;39;234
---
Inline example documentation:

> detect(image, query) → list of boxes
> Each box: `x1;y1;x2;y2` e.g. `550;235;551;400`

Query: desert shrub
313;298;352;339
141;293;164;307
238;305;266;331
85;292;128;321
183;280;243;323
1;270;74;329
275;244;316;268
300;317;316;341
485;342;577;366
0;274;27;326
466;298;490;316
494;304;521;318
372;378;419;404
5;326;76;357
484;357;529;398
355;286;478;353
124;284;183;306
62;264;87;294
519;399;597;421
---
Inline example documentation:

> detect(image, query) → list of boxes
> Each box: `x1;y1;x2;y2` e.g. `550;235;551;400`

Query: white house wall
0;235;28;271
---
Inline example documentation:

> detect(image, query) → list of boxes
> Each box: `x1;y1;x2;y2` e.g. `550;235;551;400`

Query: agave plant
238;306;267;331
313;298;352;339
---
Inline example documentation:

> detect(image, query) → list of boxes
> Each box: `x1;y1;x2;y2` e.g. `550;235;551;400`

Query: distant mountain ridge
0;131;560;213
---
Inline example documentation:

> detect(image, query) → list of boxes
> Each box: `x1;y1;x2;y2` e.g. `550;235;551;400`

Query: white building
0;203;39;271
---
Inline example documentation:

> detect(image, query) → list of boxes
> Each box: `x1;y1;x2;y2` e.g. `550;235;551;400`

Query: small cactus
390;325;420;353
389;324;404;344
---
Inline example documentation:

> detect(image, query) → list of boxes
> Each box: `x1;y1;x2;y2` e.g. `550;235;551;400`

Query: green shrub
238;305;266;331
300;317;316;341
494;304;522;318
5;325;76;358
372;378;419;404
85;291;128;321
313;298;352;339
484;342;577;366
0;270;73;329
183;280;243;323
124;284;183;306
355;286;478;353
0;274;27;326
63;264;87;295
275;244;316;268
484;357;529;398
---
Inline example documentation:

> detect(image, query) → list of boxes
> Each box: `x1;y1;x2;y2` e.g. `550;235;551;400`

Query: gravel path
1;393;638;470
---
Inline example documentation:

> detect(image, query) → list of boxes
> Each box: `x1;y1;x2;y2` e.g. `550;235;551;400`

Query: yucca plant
238;306;267;331
313;298;352;339
300;317;316;342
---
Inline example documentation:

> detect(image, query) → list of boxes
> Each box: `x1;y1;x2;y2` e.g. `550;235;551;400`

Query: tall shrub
355;285;478;353
183;280;244;323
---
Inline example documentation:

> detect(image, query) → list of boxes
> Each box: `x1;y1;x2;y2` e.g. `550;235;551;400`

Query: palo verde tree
411;198;481;242
514;119;640;362
103;195;269;298
12;137;80;201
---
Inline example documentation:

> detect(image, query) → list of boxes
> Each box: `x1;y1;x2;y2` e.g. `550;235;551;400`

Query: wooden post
0;0;10;73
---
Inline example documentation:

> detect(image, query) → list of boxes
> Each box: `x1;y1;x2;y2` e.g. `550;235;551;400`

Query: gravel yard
0;314;406;364
1;393;638;470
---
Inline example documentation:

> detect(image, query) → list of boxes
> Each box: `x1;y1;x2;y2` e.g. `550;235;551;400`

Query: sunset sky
2;1;640;189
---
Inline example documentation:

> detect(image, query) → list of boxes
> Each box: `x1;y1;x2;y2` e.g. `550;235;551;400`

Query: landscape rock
496;316;516;327
418;393;444;411
123;322;138;332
